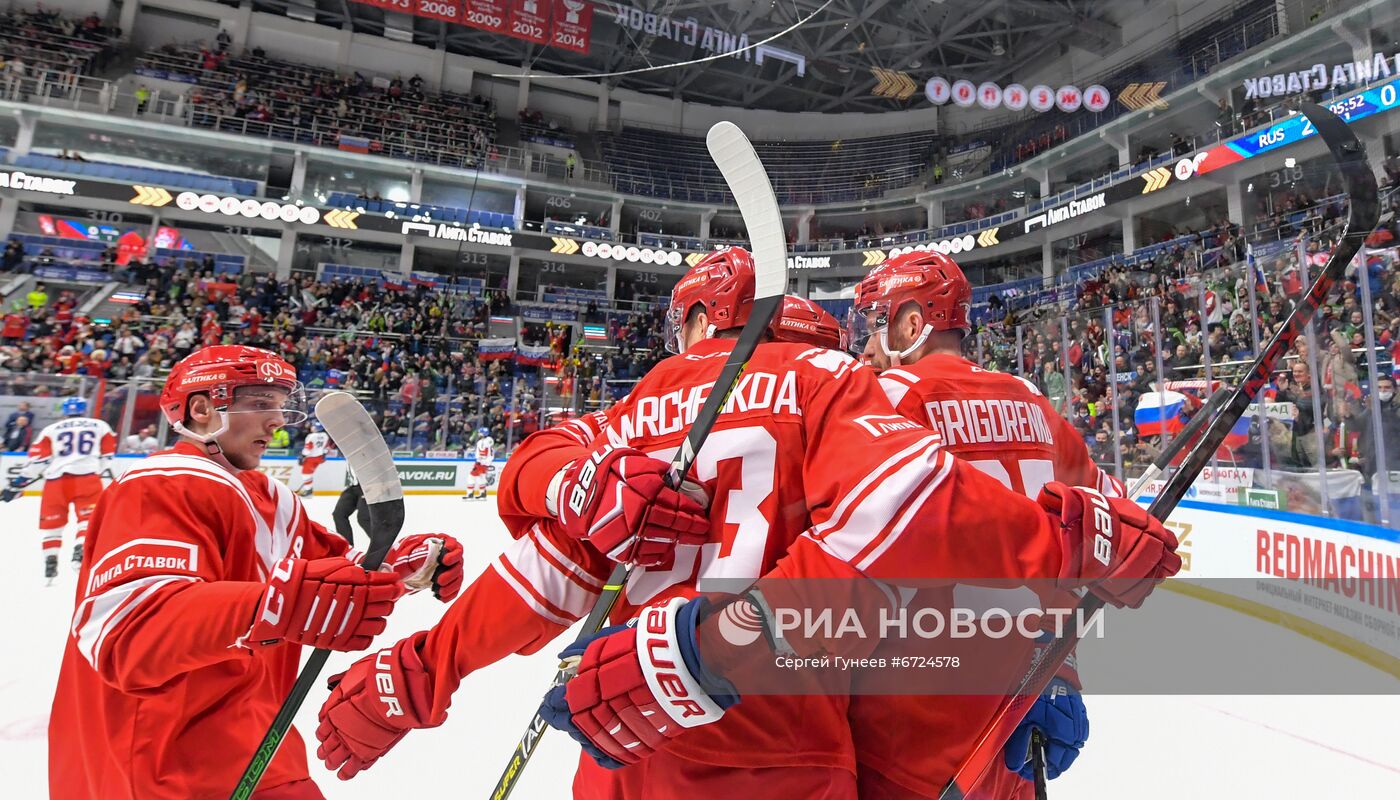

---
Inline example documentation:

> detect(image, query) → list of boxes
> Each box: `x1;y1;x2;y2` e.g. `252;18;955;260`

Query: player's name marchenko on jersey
924;398;1055;447
601;371;802;445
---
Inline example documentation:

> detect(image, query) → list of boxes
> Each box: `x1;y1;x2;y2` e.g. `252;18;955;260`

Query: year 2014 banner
355;0;592;53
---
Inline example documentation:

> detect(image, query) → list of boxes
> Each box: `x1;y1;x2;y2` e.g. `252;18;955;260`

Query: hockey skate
71;542;83;570
297;485;314;498
45;554;58;585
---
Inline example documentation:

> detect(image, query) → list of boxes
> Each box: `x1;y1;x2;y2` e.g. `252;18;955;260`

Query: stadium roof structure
251;0;1123;113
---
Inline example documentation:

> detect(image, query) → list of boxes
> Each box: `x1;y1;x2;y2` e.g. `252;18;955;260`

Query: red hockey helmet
160;345;307;445
770;296;846;350
664;246;756;353
848;251;971;363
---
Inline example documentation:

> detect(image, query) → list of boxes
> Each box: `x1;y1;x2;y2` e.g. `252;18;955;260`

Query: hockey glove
239;556;404;651
554;445;710;567
1038;482;1181;608
317;631;442;780
1003;677;1088;781
0;478;23;503
384;533;465;602
541;597;739;768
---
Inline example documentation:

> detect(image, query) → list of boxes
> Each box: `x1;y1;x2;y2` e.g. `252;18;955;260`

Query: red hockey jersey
852;353;1120;799
468;339;1064;777
49;443;350;799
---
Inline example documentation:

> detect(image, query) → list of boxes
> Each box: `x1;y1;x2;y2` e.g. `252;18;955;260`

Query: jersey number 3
628;428;777;604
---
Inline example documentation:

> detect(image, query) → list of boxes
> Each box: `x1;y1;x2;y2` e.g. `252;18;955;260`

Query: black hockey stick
939;102;1379;800
488;120;790;800
231;391;406;799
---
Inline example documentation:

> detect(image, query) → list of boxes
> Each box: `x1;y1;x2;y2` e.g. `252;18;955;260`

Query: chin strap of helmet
878;322;934;367
171;412;228;456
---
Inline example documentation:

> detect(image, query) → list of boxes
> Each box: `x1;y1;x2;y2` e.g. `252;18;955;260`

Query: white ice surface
1;494;1396;798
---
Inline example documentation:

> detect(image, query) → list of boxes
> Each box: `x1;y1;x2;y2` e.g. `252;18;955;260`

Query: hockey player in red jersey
48;345;466;800
0;396;116;577
847;250;1121;799
312;251;1178;798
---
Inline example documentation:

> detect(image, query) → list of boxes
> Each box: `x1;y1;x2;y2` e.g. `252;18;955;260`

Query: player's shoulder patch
86;537;202;596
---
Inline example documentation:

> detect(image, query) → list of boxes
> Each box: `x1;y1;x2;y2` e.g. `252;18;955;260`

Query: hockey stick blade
231;391;406;799
488;121;789;800
939;102;1378;800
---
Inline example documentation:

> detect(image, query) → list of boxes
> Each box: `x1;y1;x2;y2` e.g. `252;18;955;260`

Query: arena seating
600;125;937;206
137;45;499;171
0;6;121;80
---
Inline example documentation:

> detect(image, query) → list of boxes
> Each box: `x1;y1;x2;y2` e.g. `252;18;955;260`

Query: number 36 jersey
21;416;117;481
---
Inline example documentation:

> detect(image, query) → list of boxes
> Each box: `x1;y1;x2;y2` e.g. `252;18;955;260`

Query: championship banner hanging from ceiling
353;0;592;54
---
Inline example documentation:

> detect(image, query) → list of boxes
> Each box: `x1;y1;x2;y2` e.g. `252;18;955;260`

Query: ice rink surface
2;493;1397;798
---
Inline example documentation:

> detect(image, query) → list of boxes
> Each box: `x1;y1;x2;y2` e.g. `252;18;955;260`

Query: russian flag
478;337;516;361
338;134;372;154
582;324;608;342
490;315;514;325
515;343;556;367
1217;414;1250;458
1247;243;1268;295
1135;391;1189;436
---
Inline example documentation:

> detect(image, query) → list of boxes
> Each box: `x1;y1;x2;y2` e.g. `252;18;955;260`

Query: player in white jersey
0;397;115;579
464;427;494;500
294;420;330;497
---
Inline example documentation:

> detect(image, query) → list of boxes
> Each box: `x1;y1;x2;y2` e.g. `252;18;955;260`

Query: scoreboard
1196;76;1400;175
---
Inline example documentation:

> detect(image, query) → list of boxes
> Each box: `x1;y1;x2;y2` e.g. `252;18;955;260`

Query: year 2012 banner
355;0;592;54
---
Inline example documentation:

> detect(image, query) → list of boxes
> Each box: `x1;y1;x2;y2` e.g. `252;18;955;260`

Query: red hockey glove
1037;482;1181;608
240;556;404;651
385;533;465;602
541;597;738;768
316;631;441;780
555;445;709;566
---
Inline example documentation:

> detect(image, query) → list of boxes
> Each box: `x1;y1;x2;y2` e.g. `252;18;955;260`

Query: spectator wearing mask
1359;374;1400;482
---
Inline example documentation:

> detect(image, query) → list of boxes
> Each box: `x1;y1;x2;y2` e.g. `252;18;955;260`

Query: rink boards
4;450;1398;675
0;452;509;496
1159;500;1400;678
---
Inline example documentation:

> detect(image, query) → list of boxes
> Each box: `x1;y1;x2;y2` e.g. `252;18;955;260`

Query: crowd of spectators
0;245;675;455
970;170;1400;519
0;5;122;95
138;42;499;170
